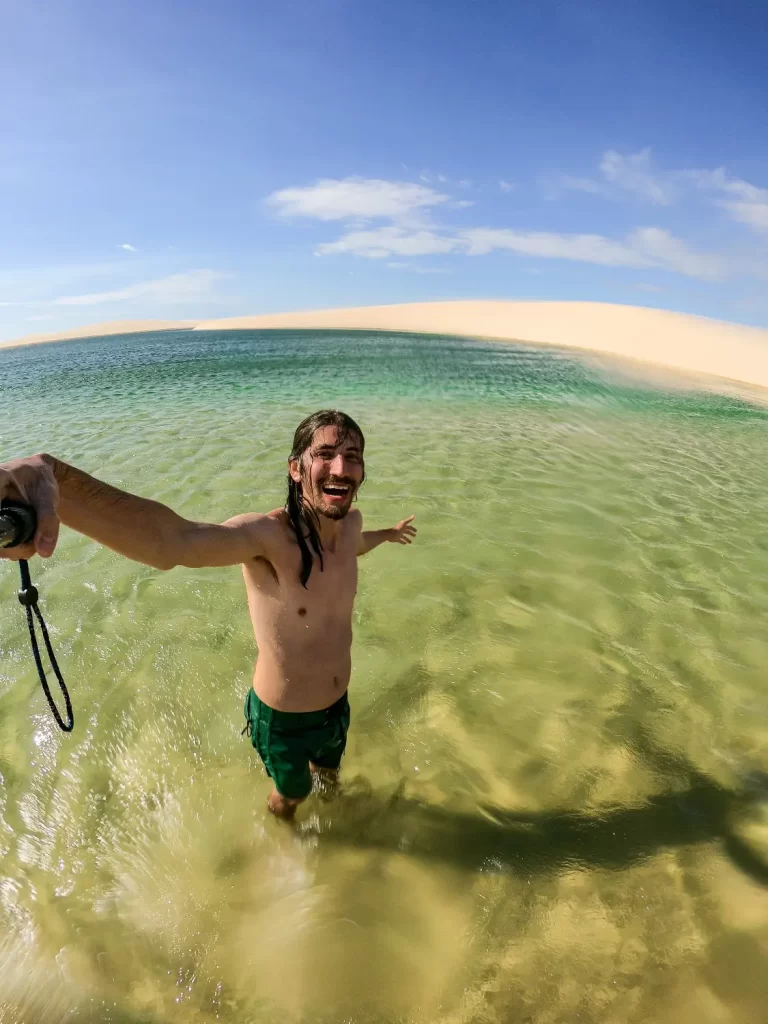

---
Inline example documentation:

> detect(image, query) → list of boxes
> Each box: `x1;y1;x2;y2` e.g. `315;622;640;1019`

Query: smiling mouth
322;483;352;498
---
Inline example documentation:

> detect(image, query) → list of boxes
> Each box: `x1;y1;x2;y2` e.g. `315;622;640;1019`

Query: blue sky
1;0;767;341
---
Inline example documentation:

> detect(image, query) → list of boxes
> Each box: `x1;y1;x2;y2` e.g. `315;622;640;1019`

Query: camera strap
17;559;74;732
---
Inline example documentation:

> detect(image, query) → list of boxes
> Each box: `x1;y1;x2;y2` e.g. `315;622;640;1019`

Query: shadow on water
318;773;768;885
327;681;768;886
318;768;768;887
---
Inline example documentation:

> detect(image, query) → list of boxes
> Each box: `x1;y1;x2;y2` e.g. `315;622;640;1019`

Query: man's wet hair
285;410;366;587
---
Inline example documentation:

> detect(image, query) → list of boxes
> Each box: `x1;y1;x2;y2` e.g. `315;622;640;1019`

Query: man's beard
309;475;356;520
301;483;354;520
319;503;349;520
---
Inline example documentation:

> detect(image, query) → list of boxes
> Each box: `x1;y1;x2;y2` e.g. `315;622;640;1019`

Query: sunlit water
1;329;768;1024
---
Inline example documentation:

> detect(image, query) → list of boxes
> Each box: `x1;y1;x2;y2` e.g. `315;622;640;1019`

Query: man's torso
241;507;361;711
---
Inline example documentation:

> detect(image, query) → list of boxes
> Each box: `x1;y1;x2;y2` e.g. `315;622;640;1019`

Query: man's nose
329;454;346;476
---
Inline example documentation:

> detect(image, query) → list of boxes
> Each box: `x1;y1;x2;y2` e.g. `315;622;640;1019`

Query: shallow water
1;329;768;1024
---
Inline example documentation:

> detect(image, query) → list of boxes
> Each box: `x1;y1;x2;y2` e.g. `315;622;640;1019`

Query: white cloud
462;227;642;264
314;219;721;280
599;148;676;205
686;168;768;234
271;169;760;284
557;150;768;235
118;243;137;252
553;150;674;204
266;177;449;223
461;226;723;279
499;180;515;193
317;226;459;259
52;270;225;306
628;227;724;278
26;314;54;321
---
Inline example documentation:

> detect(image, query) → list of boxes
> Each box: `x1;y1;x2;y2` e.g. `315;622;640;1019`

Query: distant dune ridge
3;301;768;392
0;319;197;348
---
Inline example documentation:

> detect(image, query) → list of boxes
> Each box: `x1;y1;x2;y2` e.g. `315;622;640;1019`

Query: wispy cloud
267;177;449;223
26;314;55;321
271;170;766;284
555;149;768;234
52;269;225;306
317;226;459;258
462;226;723;278
685;168;768;234
313;216;723;280
118;243;138;252
598;148;677;205
552;149;674;204
499;180;515;193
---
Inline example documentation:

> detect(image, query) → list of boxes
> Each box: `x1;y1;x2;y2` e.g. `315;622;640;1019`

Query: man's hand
0;454;60;560
357;514;417;556
388;515;417;545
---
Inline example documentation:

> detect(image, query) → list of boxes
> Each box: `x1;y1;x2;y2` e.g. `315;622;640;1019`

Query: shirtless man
0;409;416;819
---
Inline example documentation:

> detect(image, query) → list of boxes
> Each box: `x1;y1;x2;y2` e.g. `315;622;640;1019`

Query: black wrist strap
18;559;74;732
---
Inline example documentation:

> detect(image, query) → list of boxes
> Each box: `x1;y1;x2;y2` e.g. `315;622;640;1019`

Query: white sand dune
4;301;768;393
194;301;768;391
0;319;196;349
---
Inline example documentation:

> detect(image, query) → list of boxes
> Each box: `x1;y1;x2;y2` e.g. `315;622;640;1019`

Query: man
0;409;416;819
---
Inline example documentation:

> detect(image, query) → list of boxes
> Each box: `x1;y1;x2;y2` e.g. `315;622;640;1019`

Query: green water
1;329;768;1024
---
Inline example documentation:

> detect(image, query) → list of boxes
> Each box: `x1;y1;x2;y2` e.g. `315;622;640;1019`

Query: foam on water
2;329;768;1023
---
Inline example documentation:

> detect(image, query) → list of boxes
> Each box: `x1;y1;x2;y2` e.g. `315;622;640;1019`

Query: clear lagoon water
1;328;768;1023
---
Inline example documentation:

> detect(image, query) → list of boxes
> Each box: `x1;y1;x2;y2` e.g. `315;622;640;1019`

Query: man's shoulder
223;509;284;551
224;509;281;530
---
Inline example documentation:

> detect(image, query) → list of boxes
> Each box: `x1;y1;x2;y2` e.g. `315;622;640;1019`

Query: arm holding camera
0;454;271;569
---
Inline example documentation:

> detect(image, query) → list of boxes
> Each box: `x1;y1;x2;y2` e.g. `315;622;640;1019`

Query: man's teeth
323;484;350;495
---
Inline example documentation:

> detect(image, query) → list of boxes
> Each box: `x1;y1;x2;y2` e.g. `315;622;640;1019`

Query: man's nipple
298;607;307;617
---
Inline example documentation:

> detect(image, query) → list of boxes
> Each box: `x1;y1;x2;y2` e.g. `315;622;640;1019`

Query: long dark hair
285;410;365;588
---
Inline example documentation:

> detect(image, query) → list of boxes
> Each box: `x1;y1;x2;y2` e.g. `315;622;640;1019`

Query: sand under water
1;327;768;1023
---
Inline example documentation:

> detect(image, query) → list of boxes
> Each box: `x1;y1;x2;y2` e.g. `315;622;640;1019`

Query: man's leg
309;696;349;792
310;762;339;782
267;788;306;821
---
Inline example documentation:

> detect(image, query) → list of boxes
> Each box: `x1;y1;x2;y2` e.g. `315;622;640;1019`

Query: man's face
289;425;365;520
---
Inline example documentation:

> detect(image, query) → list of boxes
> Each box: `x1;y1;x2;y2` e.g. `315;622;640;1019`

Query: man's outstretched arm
357;514;416;556
0;453;271;569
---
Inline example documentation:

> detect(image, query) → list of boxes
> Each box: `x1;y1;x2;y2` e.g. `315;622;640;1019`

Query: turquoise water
1;329;768;1023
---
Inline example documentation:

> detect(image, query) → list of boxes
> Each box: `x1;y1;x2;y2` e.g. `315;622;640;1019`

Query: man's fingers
28;466;61;558
0;542;37;562
34;512;60;558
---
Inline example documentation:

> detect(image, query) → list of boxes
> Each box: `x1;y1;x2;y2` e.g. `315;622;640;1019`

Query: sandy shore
0;319;197;349
4;301;768;393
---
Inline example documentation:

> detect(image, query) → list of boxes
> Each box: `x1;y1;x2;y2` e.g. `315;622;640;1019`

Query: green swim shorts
243;688;351;800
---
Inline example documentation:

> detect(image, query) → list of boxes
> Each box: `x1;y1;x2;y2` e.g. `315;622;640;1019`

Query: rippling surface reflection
2;329;768;1023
